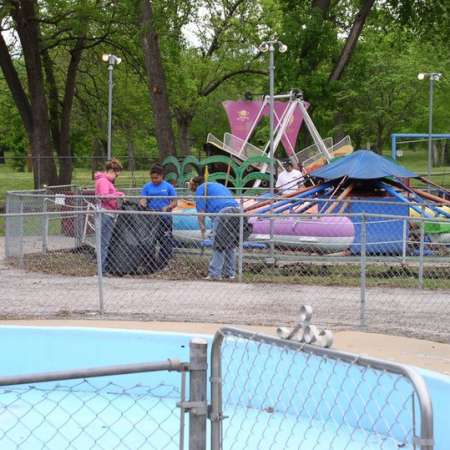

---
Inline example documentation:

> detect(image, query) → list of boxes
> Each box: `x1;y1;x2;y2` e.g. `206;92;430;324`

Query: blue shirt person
189;176;238;280
140;164;177;267
194;181;238;214
140;165;177;212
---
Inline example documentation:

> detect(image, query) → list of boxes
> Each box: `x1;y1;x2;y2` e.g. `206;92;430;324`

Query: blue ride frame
391;133;450;160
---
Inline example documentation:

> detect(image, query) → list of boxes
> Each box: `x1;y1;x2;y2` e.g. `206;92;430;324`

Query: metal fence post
74;188;83;248
418;218;425;289
37;155;41;188
17;195;24;268
360;214;367;329
189;338;208;450
238;197;244;282
402;217;407;264
5;193;12;257
210;333;224;450
42;197;48;255
94;210;104;314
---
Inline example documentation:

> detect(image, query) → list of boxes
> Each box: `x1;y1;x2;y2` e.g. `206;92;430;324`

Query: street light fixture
259;39;288;197
102;54;122;161
417;72;442;179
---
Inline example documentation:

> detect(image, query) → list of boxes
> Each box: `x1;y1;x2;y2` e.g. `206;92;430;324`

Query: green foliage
0;77;28;171
1;0;450;179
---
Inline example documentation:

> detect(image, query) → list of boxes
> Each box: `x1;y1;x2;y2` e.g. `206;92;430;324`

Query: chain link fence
0;328;435;449
0;341;209;450
210;327;434;450
2;191;450;341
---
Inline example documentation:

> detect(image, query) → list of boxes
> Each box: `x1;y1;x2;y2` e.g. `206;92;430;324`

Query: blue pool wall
0;326;447;449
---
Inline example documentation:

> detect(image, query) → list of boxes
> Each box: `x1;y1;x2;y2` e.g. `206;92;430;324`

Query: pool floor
0;388;180;450
0;388;412;450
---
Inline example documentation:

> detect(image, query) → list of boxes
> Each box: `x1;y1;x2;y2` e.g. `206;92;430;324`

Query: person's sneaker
224;275;236;280
204;275;221;281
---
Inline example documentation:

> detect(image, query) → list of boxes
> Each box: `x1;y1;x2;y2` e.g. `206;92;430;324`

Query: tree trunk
140;0;177;160
0;33;33;139
91;137;106;180
58;41;84;185
177;113;193;156
333;111;347;143
375;122;384;154
42;49;61;155
127;134;136;172
42;38;84;185
312;0;331;18
433;141;441;167
11;0;57;187
329;0;375;81
444;140;450;165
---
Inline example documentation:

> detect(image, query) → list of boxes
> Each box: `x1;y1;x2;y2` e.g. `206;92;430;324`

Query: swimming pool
0;326;447;449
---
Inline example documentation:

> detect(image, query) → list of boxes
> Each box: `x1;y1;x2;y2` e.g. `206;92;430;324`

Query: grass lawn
382;147;450;187
8;250;450;290
0;153;150;209
1;147;449;208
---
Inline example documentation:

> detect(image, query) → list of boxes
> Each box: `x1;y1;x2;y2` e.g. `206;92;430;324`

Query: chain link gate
209;328;434;450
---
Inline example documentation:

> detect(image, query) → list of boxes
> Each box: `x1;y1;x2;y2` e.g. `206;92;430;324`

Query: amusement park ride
206;89;351;180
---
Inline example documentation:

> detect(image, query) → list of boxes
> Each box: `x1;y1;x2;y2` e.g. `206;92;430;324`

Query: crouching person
189;176;239;280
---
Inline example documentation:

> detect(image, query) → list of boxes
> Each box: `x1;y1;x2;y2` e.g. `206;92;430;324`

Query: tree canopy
1;0;449;186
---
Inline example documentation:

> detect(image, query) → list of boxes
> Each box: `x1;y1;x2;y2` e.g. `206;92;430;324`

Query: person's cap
283;160;293;167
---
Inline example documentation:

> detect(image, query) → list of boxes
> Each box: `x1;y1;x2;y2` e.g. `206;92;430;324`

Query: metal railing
210;327;434;450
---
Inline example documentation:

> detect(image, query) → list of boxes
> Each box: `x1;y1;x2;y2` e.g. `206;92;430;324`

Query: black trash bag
105;203;164;275
213;208;253;251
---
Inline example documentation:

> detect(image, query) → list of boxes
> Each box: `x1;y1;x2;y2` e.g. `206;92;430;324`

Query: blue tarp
310;150;417;181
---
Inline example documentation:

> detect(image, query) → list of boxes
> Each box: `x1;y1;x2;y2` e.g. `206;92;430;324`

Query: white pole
427;76;433;180
269;45;275;196
107;60;114;161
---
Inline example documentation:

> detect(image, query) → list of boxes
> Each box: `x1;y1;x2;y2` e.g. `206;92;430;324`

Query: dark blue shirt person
190;176;239;280
194;182;238;213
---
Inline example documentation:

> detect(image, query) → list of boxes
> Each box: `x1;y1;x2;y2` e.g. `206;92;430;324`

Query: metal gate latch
177;400;207;416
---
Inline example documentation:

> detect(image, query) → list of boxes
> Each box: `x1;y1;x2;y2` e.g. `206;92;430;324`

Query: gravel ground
1;237;449;342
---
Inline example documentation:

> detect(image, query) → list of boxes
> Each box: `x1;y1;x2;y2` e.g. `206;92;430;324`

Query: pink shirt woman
94;159;124;210
95;159;124;273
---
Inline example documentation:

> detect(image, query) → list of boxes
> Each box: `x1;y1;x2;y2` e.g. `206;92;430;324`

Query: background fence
2;190;450;342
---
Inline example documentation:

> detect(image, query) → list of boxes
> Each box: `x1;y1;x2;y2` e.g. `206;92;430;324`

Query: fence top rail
212;327;434;448
1;207;449;224
6;191;450;209
0;358;187;387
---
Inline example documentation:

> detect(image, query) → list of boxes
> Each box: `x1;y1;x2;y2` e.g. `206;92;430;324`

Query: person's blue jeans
100;213;114;273
157;215;173;266
209;210;236;279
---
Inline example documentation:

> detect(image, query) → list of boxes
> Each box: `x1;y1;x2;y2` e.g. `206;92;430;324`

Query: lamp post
102;54;122;161
418;72;442;179
259;40;287;196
